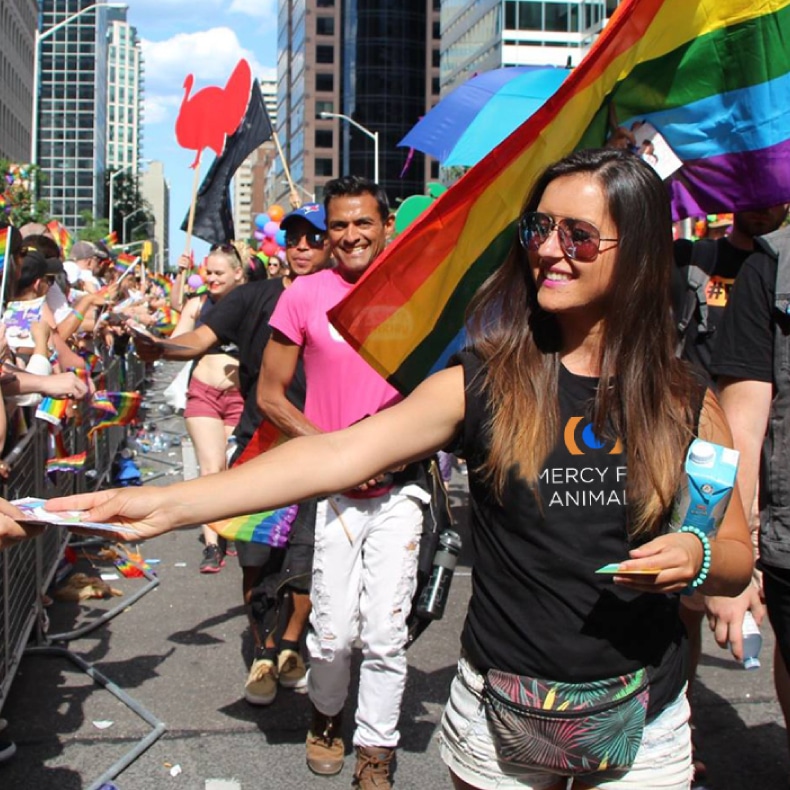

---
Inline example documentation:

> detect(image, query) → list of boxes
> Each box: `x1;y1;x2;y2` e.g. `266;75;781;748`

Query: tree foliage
0;159;49;226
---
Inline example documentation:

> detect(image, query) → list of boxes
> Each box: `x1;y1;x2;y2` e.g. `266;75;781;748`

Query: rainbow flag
88;391;141;437
46;452;87;473
101;231;119;248
330;0;790;394
35;396;69;427
149;272;172;297
207;419;296;545
0;226;9;276
46;220;72;258
92;391;118;415
209;505;299;547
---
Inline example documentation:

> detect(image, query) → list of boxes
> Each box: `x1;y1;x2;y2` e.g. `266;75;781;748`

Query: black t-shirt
710;250;776;383
450;352;686;719
202;279;306;451
672;237;754;376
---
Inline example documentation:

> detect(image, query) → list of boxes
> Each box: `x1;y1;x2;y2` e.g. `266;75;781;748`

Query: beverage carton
669;439;739;537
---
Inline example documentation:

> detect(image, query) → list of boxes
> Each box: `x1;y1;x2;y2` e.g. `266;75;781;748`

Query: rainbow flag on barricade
0;226;9;277
207;419;299;545
46;452;87;473
88;391;141;438
35;396;69;427
46;220;72;258
329;0;790;394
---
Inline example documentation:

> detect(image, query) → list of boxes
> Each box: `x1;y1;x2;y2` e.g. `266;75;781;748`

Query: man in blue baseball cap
278;204;329;279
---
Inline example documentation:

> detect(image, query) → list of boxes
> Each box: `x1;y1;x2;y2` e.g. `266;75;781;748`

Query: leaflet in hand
127;322;191;351
12;497;140;537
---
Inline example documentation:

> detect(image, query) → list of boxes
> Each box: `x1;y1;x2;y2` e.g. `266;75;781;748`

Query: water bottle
741;611;762;670
415;529;463;621
226;435;238;466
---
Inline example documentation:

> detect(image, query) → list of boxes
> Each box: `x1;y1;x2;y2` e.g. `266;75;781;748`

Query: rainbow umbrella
399;65;569;167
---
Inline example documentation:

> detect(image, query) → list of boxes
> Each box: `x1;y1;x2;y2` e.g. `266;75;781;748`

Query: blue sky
124;0;278;267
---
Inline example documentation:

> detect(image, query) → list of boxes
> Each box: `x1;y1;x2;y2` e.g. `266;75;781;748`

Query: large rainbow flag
330;0;790;394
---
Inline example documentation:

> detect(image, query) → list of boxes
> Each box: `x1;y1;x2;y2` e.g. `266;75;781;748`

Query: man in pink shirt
258;176;428;790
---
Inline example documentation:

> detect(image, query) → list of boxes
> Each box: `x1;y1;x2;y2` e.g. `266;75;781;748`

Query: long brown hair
466;149;701;538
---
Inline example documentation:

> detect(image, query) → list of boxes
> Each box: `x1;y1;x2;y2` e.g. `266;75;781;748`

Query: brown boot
353;745;394;789
306;707;344;776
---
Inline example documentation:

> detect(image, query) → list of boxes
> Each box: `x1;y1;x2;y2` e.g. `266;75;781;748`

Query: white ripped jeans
306;487;425;748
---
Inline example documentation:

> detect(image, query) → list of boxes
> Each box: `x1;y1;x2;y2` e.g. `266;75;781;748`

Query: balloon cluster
253;204;288;264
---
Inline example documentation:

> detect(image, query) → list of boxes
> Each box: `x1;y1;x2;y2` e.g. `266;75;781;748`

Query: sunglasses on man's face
518;211;619;263
285;231;326;249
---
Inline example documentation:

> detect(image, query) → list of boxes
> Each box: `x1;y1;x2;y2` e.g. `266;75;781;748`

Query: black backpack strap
675;238;718;355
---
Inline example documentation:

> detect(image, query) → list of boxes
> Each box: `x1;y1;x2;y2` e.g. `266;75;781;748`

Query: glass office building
441;0;617;94
38;0;111;231
106;9;143;175
276;0;440;205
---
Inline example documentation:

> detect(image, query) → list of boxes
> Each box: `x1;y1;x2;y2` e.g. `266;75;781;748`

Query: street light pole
30;2;124;165
122;207;146;245
108;166;131;237
319;112;379;185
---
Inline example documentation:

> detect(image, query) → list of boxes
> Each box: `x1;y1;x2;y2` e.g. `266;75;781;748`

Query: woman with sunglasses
171;242;247;573
42;149;752;788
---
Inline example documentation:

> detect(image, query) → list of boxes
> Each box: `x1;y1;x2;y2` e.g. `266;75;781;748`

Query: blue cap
280;203;326;232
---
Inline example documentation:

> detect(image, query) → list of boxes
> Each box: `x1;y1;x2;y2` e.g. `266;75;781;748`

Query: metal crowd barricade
0;352;146;713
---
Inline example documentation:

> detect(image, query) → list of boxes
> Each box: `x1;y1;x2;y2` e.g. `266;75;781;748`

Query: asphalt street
0;362;787;789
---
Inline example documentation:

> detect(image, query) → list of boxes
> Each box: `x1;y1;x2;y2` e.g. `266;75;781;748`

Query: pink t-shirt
269;268;402;432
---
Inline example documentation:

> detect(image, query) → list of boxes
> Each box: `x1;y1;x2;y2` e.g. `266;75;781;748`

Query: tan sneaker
306;707;344;776
353;746;394;789
244;658;277;705
277;649;307;689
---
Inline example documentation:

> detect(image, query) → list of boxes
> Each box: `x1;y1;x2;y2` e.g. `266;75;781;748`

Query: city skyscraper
274;0;440;206
441;0;622;93
139;160;170;272
0;0;37;163
37;0;113;231
106;7;143;174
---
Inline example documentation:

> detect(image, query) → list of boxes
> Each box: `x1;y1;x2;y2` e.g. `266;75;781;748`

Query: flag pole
184;151;203;255
272;131;301;208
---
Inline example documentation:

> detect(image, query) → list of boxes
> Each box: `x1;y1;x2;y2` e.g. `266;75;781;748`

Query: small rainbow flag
88;391;141;437
92;390;118;415
149;272;172;297
46;452;87;473
35;396;69;426
101;231;119;248
46;220;72;258
0;226;9;276
153;304;177;336
330;0;790;394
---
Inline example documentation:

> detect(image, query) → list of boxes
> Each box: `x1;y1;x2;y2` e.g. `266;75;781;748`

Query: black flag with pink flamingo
176;60;273;246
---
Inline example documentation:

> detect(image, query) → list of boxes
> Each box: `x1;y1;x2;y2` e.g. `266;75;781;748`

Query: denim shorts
438;656;693;790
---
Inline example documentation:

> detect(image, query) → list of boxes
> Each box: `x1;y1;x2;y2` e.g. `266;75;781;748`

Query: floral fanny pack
482;666;649;776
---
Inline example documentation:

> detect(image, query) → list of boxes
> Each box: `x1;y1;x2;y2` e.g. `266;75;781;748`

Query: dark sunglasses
518;211;619;262
285;231;326;249
209;243;242;262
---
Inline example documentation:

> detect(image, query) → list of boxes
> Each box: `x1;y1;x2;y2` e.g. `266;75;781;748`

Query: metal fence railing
0;352;145;713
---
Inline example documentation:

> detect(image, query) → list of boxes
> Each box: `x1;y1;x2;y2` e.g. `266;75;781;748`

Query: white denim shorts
438;656;693;790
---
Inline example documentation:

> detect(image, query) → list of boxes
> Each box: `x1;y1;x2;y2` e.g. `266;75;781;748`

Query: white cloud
140;27;267;130
228;0;276;18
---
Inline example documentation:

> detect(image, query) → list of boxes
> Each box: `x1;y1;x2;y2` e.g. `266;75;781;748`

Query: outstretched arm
45;366;466;541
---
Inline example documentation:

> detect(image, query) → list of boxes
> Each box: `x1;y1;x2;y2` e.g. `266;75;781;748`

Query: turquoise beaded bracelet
680;525;711;590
